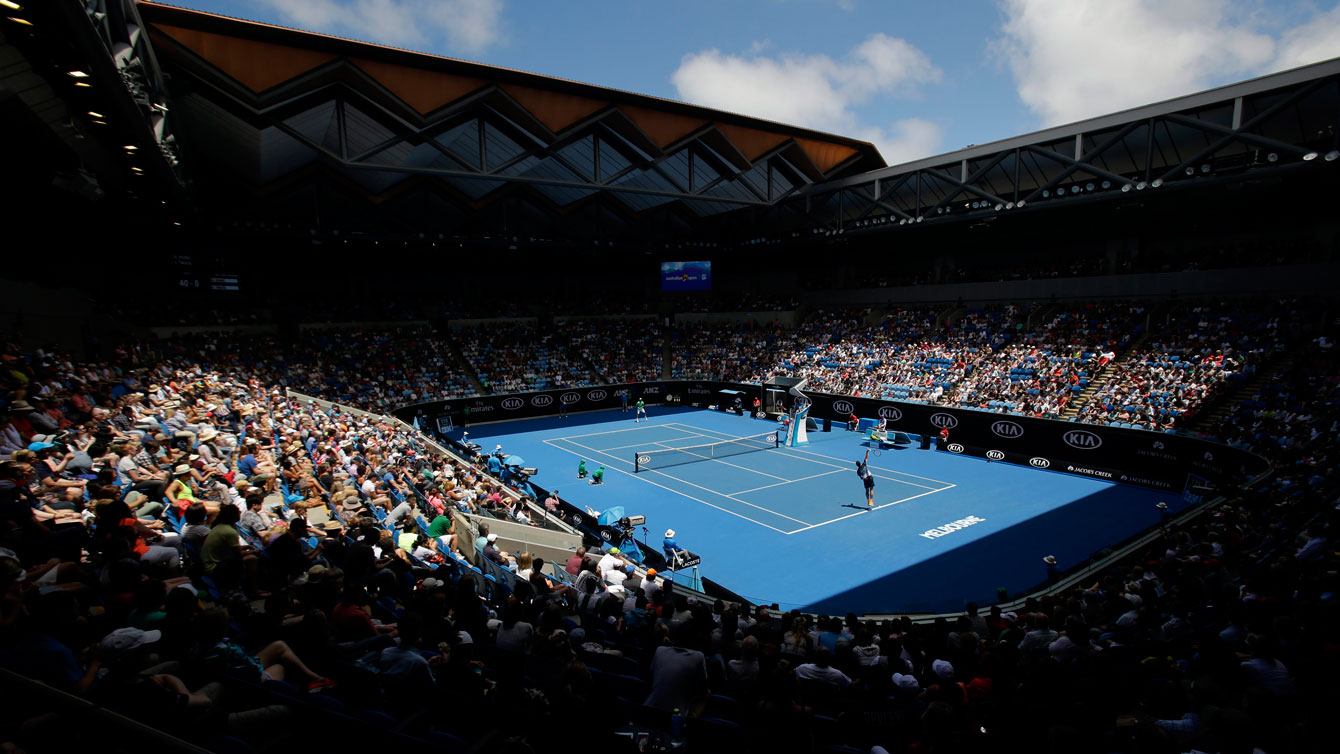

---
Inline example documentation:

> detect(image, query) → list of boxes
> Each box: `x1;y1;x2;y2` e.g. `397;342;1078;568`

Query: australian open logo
1063;429;1102;449
587;389;608;402
500;397;524;410
531;395;554;407
1029;457;1050;468
832;399;855;415
991;420;1024;439
930;413;958;429
878;406;902;421
986;449;1005;460
947;443;965;453
560;392;581;405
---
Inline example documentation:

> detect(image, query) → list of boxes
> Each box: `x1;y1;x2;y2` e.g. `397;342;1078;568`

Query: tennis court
461;406;1176;614
544;422;955;535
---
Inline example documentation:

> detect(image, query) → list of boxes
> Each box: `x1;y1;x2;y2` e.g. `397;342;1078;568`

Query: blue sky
160;0;1340;165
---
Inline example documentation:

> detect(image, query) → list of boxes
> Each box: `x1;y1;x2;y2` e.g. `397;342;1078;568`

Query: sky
157;0;1340;166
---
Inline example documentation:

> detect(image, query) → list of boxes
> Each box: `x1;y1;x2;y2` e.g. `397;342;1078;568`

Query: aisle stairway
1061;302;1172;419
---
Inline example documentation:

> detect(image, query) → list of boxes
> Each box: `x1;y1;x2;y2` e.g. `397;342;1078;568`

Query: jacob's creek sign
920;515;986;540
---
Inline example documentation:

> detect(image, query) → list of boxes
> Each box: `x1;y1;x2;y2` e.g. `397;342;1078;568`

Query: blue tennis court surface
461;407;1176;615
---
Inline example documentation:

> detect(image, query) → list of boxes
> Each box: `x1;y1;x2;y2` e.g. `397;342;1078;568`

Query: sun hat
100;627;161;657
664;529;675;538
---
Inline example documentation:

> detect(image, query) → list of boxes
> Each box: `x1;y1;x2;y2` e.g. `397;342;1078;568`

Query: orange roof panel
151;23;335;92
352;58;488;114
499;84;608;134
715;123;790;162
621;106;708;149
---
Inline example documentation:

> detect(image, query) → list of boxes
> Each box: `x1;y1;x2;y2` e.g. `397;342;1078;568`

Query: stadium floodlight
1136;181;1147;190
1100;180;1110;189
67;70;89;78
1303;151;1318;161
6;15;31;25
1151;178;1163;188
0;2;23;10
1266;152;1278;163
1005;201;1015;209
994;203;1003;211
1085;183;1094;191
1185;167;1196;176
1326;151;1340;162
1121;183;1132;193
1201;164;1211;173
1041;189;1050;198
916;216;924;223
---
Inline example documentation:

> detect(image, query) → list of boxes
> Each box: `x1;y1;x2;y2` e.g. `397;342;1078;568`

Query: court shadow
801;483;1171;615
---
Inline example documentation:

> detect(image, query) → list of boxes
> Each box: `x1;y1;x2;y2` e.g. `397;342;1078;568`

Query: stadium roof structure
761;57;1340;242
114;1;880;244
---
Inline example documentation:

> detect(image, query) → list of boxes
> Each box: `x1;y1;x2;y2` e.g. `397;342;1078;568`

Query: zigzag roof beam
1017;122;1141;203
1152;79;1327;184
919;150;1011;216
1153;110;1322;184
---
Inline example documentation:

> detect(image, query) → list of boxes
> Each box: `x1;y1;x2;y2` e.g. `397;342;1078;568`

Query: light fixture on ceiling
87;111;103;118
1121;184;1132;193
124;145;137;151
6;15;31;25
1266;152;1279;163
0;2;24;10
1302;151;1318;161
74;81;90;88
1151;178;1163;188
67;70;89;78
1325;151;1339;162
1136;181;1147;190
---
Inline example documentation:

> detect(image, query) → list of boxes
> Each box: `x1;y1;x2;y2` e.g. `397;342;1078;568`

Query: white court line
542;437;800;533
785;487;950;535
598;433;715;452
668;422;954;490
648;440;793;482
558;423;696;441
730;469;844;495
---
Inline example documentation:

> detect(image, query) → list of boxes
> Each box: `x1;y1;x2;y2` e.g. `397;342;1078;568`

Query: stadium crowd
0;318;1336;753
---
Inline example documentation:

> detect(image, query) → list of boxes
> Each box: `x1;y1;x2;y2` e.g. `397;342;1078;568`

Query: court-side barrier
392;380;1269;496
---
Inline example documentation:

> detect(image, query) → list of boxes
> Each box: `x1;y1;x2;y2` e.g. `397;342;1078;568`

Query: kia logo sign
832;400;855;415
1029;457;1050;468
599;529;612;541
947;443;964;453
637;455;651;464
531;395;554;407
930;413;959;429
878;406;902;421
1063;429;1102;449
500;397;524;410
587;389;608;401
560;392;581;405
991;420;1024;438
986;450;1005;460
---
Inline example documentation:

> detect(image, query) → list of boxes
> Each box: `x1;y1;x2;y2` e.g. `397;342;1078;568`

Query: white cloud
254;0;503;54
670;34;944;165
1270;3;1340;72
995;0;1340;127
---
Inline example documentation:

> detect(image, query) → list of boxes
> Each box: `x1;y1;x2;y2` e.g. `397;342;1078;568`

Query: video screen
660;260;711;291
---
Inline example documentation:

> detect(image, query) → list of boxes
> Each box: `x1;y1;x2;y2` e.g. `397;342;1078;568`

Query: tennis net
634;431;780;472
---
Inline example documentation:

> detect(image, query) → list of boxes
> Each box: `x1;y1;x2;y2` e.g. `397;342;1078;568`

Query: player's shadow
840;503;873;511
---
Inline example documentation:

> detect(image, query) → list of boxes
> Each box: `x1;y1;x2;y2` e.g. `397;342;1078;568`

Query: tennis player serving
856;449;875;507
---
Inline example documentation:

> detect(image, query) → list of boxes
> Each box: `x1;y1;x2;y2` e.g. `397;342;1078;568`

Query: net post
634;453;640;473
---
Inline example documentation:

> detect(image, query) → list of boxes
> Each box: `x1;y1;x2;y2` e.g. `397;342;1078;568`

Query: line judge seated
662;528;689;568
